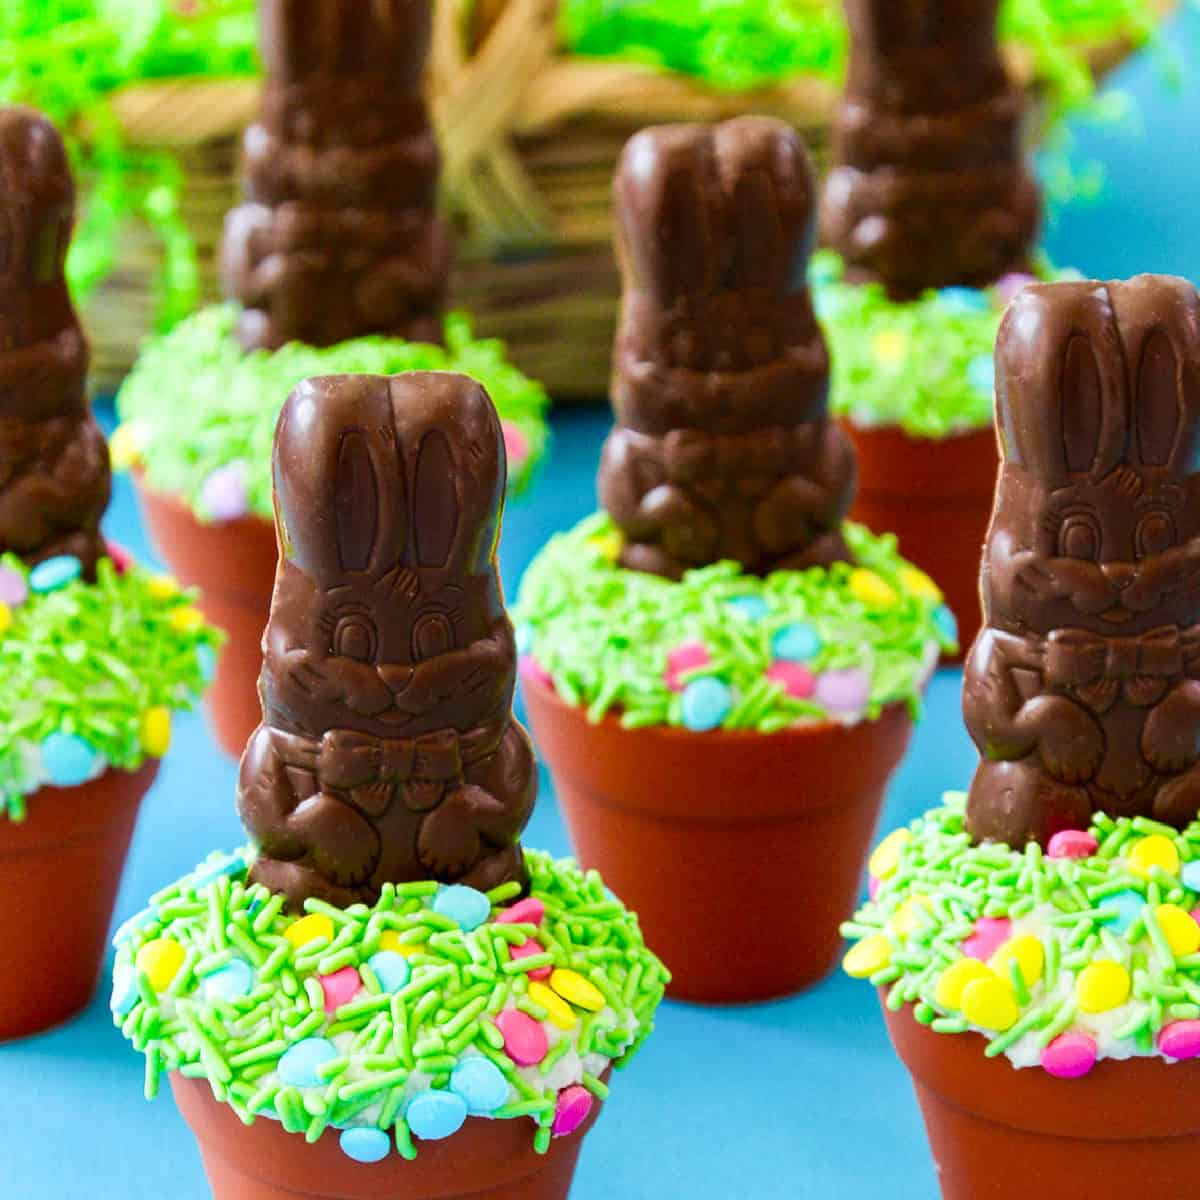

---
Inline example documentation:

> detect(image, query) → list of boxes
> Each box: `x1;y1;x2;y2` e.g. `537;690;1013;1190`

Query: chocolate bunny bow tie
1044;626;1184;712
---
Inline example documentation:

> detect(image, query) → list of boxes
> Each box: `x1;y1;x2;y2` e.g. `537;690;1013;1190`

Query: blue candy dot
933;604;959;644
515;624;534;656
681;677;733;732
278;1037;338;1088
41;731;99;787
938;287;990;315
967;354;996;397
450;1057;510;1115
29;555;83;594
433;885;490;932
1183;860;1200;893
406;1090;468;1141
203;957;255;1001
367;950;410;994
771;623;822;663
196;644;217;684
1100;889;1145;935
112;906;158;947
111;964;138;1016
191;850;248;889
726;595;769;622
339;1127;391;1164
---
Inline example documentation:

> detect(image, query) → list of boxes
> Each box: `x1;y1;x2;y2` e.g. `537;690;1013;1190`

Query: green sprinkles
842;793;1200;1075
114;305;550;519
513;513;955;731
113;849;666;1154
0;554;217;820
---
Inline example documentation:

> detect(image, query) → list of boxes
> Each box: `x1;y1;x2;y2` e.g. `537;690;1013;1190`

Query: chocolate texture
820;0;1040;299
0;105;109;578
599;116;855;580
965;275;1200;846
238;372;534;908
221;0;448;352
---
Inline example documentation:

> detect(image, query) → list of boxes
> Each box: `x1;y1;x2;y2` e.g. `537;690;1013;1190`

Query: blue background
2;14;1199;1196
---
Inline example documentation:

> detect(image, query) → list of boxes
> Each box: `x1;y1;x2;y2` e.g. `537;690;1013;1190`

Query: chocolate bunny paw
1025;695;1106;785
416;787;488;880
1142;681;1200;774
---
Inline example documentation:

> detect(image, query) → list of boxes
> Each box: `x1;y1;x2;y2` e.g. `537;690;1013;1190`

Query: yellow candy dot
891;896;932;938
147;574;180;600
285;913;335;950
0;602;10;636
170;606;205;633
1155;904;1200;958
898;565;943;603
378;930;419;957
529;980;578;1031
868;829;910;881
934;958;994;1011
991;935;1045;988
109;422;144;471
873;330;909;367
1128;835;1181;879
849;568;899;609
549;968;605;1013
139;706;172;757
1076;961;1132;1014
843;934;892;979
136;937;186;993
588;531;624;562
960;975;1020;1032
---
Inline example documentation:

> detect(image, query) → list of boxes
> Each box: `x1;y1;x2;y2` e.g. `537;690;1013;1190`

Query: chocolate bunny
238;372;535;909
965;276;1200;846
598;117;855;580
222;0;449;352
820;0;1039;299
0;105;109;578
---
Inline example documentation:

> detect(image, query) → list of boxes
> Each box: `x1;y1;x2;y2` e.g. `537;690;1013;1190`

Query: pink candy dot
105;541;134;575
962;917;1012;962
868;875;881;901
1159;1020;1200;1060
766;661;816;700
1047;830;1098;860
200;463;249;522
319;966;362;1014
1041;1032;1097;1079
665;643;712;692
509;938;553;981
519;655;554;691
495;1009;548;1066
552;1085;594;1137
497;897;545;926
502;421;530;467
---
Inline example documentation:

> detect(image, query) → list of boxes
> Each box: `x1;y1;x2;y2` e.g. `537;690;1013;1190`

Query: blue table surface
4;16;1200;1197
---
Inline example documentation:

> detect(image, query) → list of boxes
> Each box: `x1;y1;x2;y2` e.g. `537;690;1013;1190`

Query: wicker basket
85;0;1171;398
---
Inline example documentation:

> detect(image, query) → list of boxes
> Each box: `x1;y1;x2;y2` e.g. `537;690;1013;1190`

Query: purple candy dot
1159;1020;1200;1060
814;667;871;712
996;273;1037;305
1041;1032;1097;1079
0;565;27;608
200;463;249;522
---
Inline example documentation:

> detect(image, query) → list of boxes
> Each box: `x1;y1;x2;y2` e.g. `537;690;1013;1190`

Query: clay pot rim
133;467;274;534
841;416;995;446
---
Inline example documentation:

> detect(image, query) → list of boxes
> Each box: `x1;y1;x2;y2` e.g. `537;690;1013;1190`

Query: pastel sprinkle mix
41;732;99;788
1159;1021;1200;1060
199;462;249;522
136;938;185;993
278;1038;338;1088
1047;829;1098;859
450;1058;509;1115
29;555;82;593
1128;835;1180;879
770;622;822;662
552;1086;593;1137
1041;1032;1097;1079
496;1009;549;1066
664;642;712;692
680;677;733;731
433;885;490;932
339;1128;390;1164
318;966;362;1014
285;913;334;950
407;1091;468;1142
0;565;26;606
139;707;173;757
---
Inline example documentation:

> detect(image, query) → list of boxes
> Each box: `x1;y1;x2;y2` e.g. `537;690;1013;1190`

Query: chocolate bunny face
985;278;1200;640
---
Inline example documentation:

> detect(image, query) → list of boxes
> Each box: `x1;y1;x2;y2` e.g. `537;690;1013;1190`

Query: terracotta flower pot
882;999;1200;1198
135;475;276;758
171;1073;604;1200
0;760;159;1040
524;676;913;1003
841;420;998;661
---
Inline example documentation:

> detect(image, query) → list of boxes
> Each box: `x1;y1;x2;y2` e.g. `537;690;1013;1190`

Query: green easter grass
113;848;667;1155
0;554;218;820
843;793;1200;1069
513;514;955;732
114;305;550;521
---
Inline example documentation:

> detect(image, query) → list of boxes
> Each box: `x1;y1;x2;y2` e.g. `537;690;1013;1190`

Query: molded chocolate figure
965;276;1200;846
238;372;535;909
820;0;1039;299
222;0;448;352
0;105;109;577
599;116;855;580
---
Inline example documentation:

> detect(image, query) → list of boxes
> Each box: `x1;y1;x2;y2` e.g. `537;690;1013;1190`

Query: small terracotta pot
0;760;159;1041
135;475;276;758
882;999;1200;1198
524;677;913;1003
841;420;998;661
171;1074;603;1200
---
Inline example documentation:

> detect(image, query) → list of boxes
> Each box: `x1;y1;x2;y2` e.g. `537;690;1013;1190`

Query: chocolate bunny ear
614;124;720;308
995;281;1127;483
272;375;407;581
712;116;815;295
1108;274;1200;474
389;372;505;577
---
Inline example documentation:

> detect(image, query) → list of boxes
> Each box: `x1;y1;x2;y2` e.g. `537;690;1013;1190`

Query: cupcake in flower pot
817;0;1050;659
841;275;1200;1197
113;370;665;1200
112;0;548;760
0;105;216;1041
515;116;954;1005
